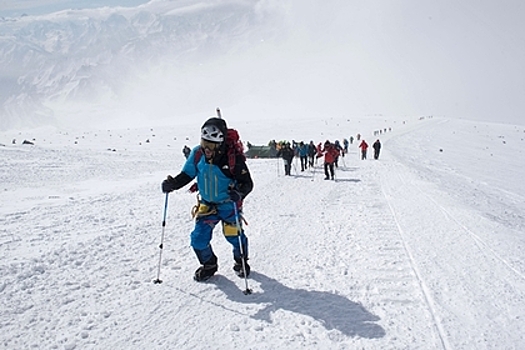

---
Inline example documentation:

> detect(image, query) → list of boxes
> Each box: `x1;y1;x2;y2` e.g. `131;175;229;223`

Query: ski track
380;167;451;350
379;153;525;349
411;178;525;283
2;118;525;349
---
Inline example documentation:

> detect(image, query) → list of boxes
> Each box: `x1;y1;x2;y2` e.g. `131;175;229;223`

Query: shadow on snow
214;272;385;339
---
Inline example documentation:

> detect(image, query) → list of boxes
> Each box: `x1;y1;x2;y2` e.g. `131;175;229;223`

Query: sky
1;115;525;348
101;0;525;127
233;0;525;125
0;0;149;17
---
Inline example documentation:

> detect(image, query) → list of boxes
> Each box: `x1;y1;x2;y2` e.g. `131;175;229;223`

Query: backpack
194;127;246;176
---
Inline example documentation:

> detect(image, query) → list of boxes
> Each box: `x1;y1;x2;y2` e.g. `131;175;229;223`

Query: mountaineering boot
194;254;218;282
233;257;250;278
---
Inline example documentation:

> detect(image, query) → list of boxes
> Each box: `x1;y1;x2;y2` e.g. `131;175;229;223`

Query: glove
229;189;243;208
161;175;176;193
229;190;242;203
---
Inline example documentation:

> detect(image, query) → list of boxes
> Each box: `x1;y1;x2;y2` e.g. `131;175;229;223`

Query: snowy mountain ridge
0;0;279;130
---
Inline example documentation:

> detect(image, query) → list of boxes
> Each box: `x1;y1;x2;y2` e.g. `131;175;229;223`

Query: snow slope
1;115;524;349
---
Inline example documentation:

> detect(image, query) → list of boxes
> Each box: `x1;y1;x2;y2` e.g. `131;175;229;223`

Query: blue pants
191;201;248;265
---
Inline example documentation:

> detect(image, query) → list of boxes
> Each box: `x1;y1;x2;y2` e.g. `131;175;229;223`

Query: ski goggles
200;139;220;151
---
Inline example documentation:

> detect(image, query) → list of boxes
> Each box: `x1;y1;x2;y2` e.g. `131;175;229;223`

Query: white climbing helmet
201;123;224;143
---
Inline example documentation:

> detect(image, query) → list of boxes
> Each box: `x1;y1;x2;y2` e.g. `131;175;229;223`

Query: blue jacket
298;144;309;157
170;145;253;204
183;146;233;203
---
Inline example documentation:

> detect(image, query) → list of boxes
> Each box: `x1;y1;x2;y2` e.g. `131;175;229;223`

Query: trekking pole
233;202;252;295
153;193;169;284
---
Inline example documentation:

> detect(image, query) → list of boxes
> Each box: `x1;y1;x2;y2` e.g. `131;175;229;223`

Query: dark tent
245;145;278;159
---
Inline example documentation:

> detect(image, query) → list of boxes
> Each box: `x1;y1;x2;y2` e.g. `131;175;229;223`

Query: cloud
2;0;524;129
97;0;525;124
237;0;525;123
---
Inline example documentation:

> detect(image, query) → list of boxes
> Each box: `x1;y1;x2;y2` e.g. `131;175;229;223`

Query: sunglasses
200;139;220;151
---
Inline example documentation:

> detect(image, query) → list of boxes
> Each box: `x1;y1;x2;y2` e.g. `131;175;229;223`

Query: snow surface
1;115;525;349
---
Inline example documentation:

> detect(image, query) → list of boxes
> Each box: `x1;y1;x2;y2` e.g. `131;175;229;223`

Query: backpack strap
194;148;203;165
228;153;236;176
